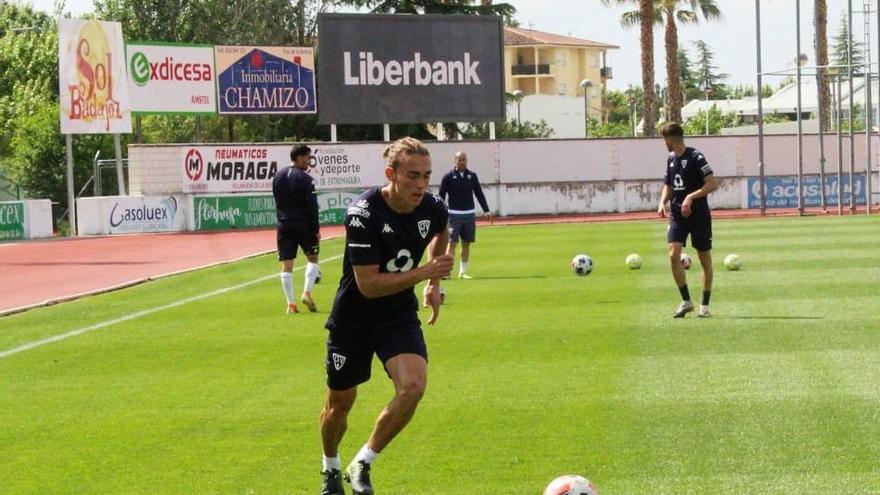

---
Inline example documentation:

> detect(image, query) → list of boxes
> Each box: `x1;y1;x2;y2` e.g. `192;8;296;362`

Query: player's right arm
438;172;450;202
353;258;452;299
658;184;672;217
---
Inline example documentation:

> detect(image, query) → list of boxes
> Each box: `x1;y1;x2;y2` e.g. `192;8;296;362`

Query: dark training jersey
326;188;449;330
272;166;319;233
438;169;489;214
664;147;714;219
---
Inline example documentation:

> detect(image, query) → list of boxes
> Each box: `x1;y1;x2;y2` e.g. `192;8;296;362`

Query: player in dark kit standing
273;144;321;314
438;151;491;279
657;123;718;318
318;137;452;495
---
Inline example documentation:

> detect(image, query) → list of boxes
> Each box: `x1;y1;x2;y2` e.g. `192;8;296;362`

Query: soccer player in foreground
319;137;452;495
656;123;718;318
273;144;321;314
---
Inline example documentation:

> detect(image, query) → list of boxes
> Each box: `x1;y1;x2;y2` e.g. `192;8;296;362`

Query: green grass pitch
2;215;880;494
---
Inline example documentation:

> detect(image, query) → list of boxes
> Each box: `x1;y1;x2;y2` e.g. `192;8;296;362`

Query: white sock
322;454;341;472
459;261;468;275
304;262;320;294
354;443;379;465
280;272;294;304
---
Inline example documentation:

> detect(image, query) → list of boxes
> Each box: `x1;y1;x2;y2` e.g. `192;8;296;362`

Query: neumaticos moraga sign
318;14;505;124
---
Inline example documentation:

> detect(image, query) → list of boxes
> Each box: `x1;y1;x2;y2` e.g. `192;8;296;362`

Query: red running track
0;207;867;316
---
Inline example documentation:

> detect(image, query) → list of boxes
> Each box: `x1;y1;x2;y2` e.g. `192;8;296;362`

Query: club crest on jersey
418;220;431;238
681;159;688;169
332;353;346;371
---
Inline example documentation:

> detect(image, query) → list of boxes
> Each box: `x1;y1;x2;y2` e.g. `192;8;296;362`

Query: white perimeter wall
127;134;879;220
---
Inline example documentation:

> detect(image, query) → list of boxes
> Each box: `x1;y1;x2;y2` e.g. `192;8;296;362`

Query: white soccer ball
680;252;692;270
543;474;598;495
571;254;594;276
625;253;643;270
724;254;742;271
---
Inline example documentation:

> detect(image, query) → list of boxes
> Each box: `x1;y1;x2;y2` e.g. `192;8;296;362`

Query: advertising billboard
747;175;867;208
214;45;316;114
181;144;386;194
58;18;132;133
126;42;216;114
317;14;505;124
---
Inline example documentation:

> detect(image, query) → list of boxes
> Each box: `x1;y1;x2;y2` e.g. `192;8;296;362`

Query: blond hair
383;137;430;170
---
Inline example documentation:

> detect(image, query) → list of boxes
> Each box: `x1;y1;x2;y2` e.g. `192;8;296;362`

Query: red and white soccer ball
680;252;692;270
543;474;598;495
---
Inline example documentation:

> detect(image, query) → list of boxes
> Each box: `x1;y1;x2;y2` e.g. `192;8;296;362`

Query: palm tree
602;0;657;136
656;0;720;123
816;0;830;131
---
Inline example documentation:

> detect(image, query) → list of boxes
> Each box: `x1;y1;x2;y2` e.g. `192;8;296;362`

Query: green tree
342;0;516;22
691;39;728;98
831;15;865;76
461;119;553;139
681;105;737;135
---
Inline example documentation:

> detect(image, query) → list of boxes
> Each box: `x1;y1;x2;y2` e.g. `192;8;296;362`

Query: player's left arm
471;174;491;217
422;224;450;325
682;162;718;216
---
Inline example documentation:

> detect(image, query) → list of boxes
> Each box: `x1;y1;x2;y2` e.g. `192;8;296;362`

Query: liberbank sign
318;14;505;124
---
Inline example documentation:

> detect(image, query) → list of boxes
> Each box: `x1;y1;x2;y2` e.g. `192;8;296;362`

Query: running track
0;208;862;316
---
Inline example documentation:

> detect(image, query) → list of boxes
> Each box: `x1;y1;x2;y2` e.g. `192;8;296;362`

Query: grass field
2;215;880;494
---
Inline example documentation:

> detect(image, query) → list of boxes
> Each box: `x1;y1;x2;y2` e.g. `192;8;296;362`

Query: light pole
580;79;592;138
511;89;523;128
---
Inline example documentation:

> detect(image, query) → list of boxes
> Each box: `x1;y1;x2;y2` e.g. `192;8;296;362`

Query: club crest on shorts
332;353;346;370
418;220;431;238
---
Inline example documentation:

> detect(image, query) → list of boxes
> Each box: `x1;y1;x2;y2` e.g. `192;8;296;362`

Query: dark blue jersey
664;147;713;218
272;166;319;232
326;187;449;330
438;169;489;214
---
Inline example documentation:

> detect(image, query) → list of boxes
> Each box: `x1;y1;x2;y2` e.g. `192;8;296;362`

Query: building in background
503;27;618;138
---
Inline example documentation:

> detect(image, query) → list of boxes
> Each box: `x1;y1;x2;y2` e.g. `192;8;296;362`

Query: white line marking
0;254;344;360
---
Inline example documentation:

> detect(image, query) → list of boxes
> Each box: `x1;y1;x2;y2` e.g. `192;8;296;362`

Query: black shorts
667;213;712;251
277;223;319;261
324;315;428;391
448;213;476;243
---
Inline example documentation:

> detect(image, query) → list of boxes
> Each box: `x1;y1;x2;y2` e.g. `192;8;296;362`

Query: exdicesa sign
318;14;504;124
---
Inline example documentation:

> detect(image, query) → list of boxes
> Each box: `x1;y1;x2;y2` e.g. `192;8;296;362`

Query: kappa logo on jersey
332;353;346;371
349;217;365;228
382;223;394;233
418;220;431;238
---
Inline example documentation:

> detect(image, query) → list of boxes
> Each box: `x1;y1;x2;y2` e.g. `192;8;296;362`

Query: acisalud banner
317;14;505;124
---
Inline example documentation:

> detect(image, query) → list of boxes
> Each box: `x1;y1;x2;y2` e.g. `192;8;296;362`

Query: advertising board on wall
108;195;186;233
747;175;867;208
215;45;316;114
193;191;361;231
58;18;132;133
126;42;216;114
181;144;385;194
0;202;25;241
317;14;505;124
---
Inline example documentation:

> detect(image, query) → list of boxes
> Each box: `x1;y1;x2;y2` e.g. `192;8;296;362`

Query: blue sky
24;0;870;91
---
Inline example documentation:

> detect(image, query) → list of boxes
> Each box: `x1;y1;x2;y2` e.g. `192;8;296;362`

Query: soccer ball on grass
724;254;742;271
571;254;594;276
680;253;692;270
543;474;598;495
625;253;643;270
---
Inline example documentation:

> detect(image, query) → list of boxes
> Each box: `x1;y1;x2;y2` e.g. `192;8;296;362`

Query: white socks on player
323;454;341;472
280;272;294;304
354;443;379;465
459;261;468;276
305;262;320;293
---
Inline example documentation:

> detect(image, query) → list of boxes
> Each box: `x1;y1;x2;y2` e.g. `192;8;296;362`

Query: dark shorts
276;223;319;261
325;315;428;390
667;212;713;251
448;213;476;243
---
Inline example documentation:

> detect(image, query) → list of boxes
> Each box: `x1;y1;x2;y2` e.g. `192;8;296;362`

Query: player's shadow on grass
722;316;825;320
